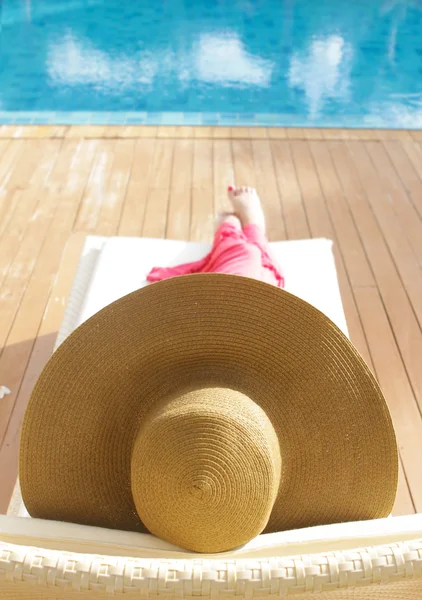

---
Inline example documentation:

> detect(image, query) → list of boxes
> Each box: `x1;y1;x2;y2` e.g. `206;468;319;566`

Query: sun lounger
1;234;421;599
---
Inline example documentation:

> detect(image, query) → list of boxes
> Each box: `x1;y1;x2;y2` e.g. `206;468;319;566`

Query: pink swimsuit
147;222;284;288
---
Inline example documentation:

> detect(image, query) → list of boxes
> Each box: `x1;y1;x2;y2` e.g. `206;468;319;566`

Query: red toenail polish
228;186;233;191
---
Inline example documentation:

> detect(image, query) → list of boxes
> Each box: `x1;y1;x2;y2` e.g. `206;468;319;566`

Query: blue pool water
0;0;421;127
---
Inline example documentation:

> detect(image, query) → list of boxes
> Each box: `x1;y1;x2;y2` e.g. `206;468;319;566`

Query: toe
227;185;236;199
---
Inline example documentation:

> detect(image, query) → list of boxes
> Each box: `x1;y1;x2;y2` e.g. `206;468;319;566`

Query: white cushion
1;513;422;559
56;236;349;349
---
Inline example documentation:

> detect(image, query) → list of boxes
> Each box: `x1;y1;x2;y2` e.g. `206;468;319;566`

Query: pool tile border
0;111;417;129
0;124;419;142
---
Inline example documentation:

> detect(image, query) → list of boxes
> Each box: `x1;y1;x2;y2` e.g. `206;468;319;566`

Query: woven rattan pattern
1;539;422;598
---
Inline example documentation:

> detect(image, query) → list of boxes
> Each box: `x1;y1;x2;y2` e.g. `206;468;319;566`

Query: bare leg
215;211;242;231
227;186;266;233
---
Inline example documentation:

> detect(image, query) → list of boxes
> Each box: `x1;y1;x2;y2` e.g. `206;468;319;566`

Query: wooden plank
195;127;213;139
0;139;82;297
354;286;422;512
212;127;231;139
0;126;25;139
0;127;16;139
192;139;213;191
369;130;390;140
289;141;334;238
394;460;416;516
347;141;422;327
0;142;73;439
267;128;288;139
14;126;48;139
289;140;373;367
0;233;87;513
355;129;381;140
0;141;41;239
149;139;175;189
32;126;66;139
74;140;114;232
6;126;31;138
338;130;359;140
230;127;251;139
137;126;158;138
302;128;325;140
0;139;12;198
118;126;158;139
102;126;126;139
231;140;257;189
383;140;422;220
402;141;422;181
142;189;170;238
166;139;193;240
0;126;26;139
117;126;144;139
0;139;11;162
17;126;43;139
4;140;48;192
118;139;157;236
190;139;214;243
96;139;135;236
213;140;234;218
329;141;422;408
336;268;375;374
176;127;195;138
383;140;422;189
309;141;374;287
270;141;310;240
249;128;268;139
1;126;67;139
410;131;422;142
0;141;63;352
378;129;412;141
51;126;68;138
251;140;285;241
157;126;178;138
11;126;39;139
0;140;97;465
117;126;135;139
286;128;304;140
142;139;174;237
365;141;422;265
0;142;63;292
65;126;107;138
0;140;24;197
321;129;346;140
337;129;364;141
394;130;413;141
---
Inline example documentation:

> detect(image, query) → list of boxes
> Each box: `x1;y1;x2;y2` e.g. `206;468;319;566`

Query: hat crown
131;387;282;553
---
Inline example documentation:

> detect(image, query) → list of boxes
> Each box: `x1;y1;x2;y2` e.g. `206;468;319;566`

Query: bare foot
227;186;266;232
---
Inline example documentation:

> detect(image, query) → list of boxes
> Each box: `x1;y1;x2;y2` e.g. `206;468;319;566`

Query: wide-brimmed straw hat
20;274;398;553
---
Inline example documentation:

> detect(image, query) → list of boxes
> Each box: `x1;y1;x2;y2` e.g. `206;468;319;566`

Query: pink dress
147;222;285;288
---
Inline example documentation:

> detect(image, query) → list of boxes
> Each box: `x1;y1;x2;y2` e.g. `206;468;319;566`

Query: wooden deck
1;125;422;518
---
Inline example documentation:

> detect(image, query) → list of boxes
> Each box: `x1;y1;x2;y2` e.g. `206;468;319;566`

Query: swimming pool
0;0;421;128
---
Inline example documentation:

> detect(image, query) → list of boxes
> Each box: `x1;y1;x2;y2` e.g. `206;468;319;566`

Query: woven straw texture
20;274;397;552
1;539;422;598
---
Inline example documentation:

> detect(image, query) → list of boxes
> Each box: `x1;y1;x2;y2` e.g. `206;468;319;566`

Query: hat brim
20;274;398;535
